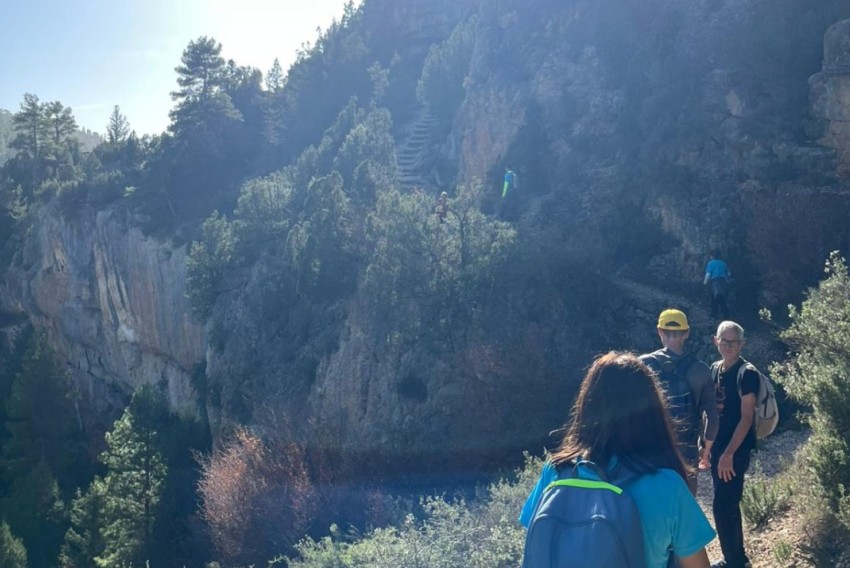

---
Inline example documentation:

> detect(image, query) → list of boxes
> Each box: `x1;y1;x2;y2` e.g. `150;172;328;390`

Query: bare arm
699;372;719;443
692;364;719;468
679;548;710;568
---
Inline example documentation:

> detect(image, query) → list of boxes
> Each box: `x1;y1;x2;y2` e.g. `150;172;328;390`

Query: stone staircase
395;106;436;191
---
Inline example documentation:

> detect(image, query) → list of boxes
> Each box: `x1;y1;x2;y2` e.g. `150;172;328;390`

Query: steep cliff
1;203;204;438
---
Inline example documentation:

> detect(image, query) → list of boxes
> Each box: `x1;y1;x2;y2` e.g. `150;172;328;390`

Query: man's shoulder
640;349;666;361
738;364;761;394
685;357;711;379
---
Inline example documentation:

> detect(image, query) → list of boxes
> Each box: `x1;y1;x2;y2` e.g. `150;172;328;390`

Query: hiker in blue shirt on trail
704;254;731;320
520;352;715;568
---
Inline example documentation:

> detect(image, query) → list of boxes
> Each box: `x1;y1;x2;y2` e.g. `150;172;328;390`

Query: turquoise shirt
520;462;715;568
705;258;730;281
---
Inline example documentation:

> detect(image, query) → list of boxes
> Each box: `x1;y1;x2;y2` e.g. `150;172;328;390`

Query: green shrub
416;17;477;118
770;252;850;505
740;463;792;529
286;454;543;568
773;539;793;565
186;211;235;321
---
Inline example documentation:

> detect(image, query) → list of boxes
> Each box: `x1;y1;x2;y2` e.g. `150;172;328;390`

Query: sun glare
208;0;358;72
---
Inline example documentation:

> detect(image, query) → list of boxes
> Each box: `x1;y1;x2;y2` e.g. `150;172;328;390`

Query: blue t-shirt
705;258;730;281
520;461;715;568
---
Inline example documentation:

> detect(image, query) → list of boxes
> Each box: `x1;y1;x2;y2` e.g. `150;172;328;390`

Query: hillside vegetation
1;0;850;565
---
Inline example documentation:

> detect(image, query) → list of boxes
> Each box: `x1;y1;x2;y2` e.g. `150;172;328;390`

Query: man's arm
697;369;719;468
716;392;756;482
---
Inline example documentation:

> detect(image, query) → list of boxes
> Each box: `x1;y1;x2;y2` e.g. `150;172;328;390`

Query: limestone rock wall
810;19;850;174
1;203;204;429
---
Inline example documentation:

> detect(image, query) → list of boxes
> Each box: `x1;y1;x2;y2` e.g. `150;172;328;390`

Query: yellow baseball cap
657;309;689;330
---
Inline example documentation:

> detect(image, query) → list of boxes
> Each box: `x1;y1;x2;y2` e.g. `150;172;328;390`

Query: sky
0;0;360;136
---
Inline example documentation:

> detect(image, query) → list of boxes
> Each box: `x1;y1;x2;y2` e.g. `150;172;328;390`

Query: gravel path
695;429;812;567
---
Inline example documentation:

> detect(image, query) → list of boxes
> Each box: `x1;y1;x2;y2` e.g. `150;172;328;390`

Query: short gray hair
715;320;744;341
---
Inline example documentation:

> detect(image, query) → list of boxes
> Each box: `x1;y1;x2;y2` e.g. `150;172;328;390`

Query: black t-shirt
714;358;760;455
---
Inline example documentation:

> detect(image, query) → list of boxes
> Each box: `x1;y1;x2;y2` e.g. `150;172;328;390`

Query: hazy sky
1;0;360;136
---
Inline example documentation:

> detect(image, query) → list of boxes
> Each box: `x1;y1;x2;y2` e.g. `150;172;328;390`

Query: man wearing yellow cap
641;309;719;495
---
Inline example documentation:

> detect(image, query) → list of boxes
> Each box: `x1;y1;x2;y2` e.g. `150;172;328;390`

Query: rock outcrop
810;19;850;174
1;203;204;435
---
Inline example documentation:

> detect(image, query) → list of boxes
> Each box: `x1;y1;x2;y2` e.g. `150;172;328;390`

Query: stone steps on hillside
395;106;437;191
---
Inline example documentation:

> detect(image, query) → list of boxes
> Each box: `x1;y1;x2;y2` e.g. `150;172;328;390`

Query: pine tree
10;93;48;188
186;211;235;321
95;385;168;568
0;521;27;568
2;332;80;483
1;460;65;568
42;101;77;147
0;332;81;567
265;58;286;92
169;36;241;136
105;106;130;144
171;36;227;103
59;480;106;568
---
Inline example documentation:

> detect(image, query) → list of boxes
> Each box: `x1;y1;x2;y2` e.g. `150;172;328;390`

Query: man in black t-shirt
709;321;759;568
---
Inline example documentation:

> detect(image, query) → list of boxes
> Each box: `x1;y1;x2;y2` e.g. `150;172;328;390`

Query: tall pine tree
10;94;48;189
0;332;82;567
43;101;77;147
105;106;130;144
95;384;168;568
0;521;27;568
59;480;106;568
169;35;241;137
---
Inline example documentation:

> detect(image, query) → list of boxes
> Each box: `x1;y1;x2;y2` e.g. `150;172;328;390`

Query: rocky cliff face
1;203;204;436
811;19;850;174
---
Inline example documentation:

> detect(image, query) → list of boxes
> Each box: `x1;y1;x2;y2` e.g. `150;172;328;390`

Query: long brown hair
550;351;689;481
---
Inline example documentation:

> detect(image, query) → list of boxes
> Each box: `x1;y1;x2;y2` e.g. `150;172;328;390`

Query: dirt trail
696;429;811;567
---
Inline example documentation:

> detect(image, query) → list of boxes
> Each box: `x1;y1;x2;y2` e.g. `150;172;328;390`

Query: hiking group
520;309;778;568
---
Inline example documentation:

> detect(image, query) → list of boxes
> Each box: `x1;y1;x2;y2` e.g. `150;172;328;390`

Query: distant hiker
502;167;517;198
708;321;758;568
434;191;449;223
641;309;719;496
704;254;731;320
520;352;715;568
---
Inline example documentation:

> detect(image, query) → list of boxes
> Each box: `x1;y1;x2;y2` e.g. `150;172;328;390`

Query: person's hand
698;447;711;470
717;453;735;482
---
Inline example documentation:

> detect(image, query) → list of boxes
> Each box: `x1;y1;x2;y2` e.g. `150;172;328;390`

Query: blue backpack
521;460;647;568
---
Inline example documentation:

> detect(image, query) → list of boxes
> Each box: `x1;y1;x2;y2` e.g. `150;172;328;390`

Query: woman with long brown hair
520;351;715;568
